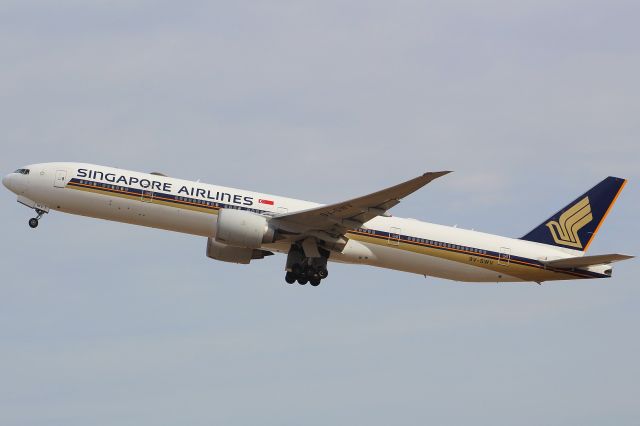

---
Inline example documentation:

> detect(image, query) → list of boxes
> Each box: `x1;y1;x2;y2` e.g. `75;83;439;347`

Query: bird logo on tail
545;196;593;249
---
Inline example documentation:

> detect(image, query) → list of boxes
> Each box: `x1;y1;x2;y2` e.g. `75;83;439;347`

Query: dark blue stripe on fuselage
67;178;608;280
68;178;271;215
347;231;607;279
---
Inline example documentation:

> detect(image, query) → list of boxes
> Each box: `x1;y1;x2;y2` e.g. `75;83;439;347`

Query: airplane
2;162;633;286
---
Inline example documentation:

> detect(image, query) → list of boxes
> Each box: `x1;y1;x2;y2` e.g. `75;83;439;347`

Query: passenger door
498;247;511;266
389;227;401;245
54;170;67;188
141;189;154;203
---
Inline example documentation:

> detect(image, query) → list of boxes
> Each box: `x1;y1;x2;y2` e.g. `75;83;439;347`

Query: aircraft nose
2;174;12;190
2;173;22;194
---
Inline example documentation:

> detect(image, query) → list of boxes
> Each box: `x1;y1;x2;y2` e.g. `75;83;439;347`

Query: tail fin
521;176;627;252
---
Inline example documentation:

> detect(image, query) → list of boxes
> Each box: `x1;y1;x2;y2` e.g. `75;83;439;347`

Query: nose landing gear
28;209;46;229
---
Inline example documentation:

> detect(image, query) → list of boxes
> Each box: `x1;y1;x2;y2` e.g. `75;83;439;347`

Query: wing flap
544;254;634;269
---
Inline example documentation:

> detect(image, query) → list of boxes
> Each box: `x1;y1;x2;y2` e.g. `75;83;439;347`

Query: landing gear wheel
285;272;296;284
310;278;321;286
28;218;39;228
292;264;303;276
318;268;328;279
297;277;308;285
304;267;319;280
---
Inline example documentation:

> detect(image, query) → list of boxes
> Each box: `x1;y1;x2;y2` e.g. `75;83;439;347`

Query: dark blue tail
521;176;627;252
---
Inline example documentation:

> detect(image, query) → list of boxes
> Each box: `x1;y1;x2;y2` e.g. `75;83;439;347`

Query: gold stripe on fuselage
347;230;594;281
67;181;594;281
67;181;220;215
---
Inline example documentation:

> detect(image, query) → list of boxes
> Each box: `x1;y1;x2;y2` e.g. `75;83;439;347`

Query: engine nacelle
215;209;275;249
206;238;271;264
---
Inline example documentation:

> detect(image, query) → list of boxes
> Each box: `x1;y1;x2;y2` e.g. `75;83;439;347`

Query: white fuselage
4;162;611;283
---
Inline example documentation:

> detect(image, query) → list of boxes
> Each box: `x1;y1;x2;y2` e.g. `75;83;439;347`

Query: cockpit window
14;169;30;175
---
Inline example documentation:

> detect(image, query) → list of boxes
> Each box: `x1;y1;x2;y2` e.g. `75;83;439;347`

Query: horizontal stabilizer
544;254;633;269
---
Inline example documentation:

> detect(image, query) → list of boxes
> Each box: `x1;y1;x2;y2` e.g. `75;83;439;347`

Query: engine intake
215;209;275;249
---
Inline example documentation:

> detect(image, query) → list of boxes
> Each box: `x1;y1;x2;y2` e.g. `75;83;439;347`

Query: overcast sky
0;1;638;425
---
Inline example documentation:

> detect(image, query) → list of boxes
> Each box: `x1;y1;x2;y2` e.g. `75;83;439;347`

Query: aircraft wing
544;254;634;269
271;171;451;240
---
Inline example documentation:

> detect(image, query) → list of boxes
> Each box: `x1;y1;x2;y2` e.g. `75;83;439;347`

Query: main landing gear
285;265;328;286
284;243;330;287
28;209;46;229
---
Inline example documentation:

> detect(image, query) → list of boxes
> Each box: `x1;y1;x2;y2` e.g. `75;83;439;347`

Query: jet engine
215;209;276;249
206;238;272;264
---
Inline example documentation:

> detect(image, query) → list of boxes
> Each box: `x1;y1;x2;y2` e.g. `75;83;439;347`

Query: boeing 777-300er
2;163;633;286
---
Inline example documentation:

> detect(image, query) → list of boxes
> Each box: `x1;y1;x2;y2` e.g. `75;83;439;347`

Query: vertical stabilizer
520;177;627;252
